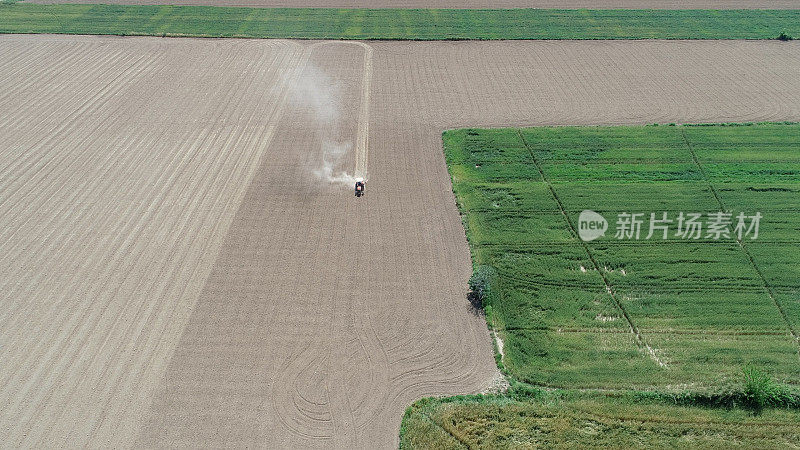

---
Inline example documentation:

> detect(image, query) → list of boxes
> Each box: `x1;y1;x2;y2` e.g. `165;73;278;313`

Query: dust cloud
287;63;358;186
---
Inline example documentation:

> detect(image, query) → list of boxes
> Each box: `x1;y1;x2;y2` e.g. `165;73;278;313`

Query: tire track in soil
138;40;390;449
2;36;800;448
0;36;309;447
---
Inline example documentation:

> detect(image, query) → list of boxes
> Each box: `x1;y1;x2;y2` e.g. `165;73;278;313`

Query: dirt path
1;35;800;448
23;0;800;9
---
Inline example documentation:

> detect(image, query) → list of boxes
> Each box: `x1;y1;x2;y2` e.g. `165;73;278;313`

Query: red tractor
354;180;365;197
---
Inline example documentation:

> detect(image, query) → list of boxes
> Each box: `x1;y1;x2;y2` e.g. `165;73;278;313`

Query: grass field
400;122;800;447
400;391;800;448
446;123;800;390
1;5;800;40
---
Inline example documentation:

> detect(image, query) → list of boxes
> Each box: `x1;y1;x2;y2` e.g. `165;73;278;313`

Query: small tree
467;265;495;313
777;32;793;41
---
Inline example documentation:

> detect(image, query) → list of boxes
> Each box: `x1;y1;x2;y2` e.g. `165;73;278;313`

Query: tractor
354;180;365;197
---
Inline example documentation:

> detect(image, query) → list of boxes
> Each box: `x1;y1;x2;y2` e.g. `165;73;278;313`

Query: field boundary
1;5;800;40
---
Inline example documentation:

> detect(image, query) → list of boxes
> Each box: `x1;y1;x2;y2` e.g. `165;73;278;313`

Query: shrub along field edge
1;5;800;40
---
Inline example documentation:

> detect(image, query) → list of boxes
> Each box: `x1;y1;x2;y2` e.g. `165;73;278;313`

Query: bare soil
1;35;800;448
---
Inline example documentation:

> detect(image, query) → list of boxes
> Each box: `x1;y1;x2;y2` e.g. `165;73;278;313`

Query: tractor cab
354;180;365;197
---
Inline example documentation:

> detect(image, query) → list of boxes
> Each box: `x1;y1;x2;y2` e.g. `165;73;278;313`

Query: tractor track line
517;129;667;368
680;127;800;361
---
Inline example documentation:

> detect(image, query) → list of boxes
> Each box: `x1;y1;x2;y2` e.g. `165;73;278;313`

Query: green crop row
1;5;800;40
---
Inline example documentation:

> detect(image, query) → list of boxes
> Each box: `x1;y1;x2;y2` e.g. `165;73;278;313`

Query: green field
401;123;800;447
400;391;800;448
447;123;800;390
1;5;799;40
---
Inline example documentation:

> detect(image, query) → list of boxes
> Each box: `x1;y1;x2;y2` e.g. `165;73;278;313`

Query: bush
507;381;546;401
777;32;793;41
467;265;496;312
742;365;782;412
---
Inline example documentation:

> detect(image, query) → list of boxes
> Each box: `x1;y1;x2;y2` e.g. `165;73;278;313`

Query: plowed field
1;35;799;448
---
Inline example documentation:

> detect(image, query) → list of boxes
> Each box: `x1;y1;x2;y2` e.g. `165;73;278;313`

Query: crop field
403;122;800;447
2;4;800;40
400;392;800;448
22;0;800;8
445;123;800;390
2;35;800;448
